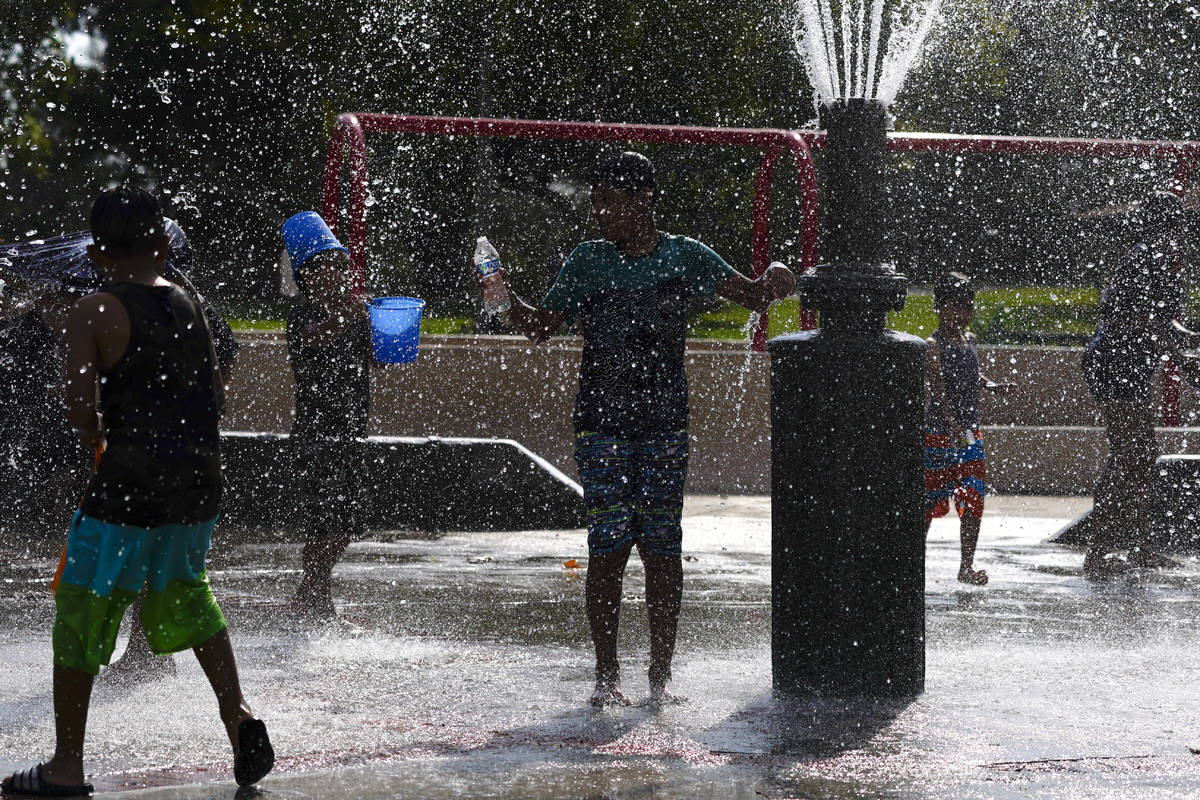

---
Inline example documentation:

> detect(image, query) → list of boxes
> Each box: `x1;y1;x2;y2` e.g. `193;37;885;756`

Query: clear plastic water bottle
473;236;511;316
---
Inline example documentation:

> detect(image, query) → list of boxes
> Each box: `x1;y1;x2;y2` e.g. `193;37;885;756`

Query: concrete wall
225;332;1200;495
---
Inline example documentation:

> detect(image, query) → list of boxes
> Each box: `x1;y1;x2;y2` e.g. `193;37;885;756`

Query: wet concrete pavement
5;494;1200;799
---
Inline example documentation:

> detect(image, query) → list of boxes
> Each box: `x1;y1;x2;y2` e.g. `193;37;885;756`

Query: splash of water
723;312;762;438
790;0;943;107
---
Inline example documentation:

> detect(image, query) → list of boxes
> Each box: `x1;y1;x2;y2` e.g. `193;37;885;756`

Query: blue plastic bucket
368;297;425;364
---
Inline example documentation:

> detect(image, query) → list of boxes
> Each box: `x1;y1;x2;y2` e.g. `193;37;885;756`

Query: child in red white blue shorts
923;271;1016;587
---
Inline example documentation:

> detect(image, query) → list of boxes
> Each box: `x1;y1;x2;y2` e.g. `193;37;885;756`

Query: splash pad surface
4;495;1200;798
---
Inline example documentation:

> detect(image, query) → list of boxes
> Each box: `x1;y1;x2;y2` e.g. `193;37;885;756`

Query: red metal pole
787;132;821;330
750;144;782;353
321;119;345;235
749;132;822;345
322;114;369;297
355;113;789;148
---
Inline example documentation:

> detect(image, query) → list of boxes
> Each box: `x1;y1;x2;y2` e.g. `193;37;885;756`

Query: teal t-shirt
542;234;738;437
543;234;736;322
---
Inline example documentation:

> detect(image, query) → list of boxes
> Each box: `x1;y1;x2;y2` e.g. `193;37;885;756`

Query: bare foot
590;683;632;708
1083;550;1130;579
957;566;989;586
286;589;336;621
647;683;688;709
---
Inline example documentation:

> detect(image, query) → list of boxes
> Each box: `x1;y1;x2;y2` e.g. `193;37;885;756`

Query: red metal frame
323;114;1198;420
322;114;821;353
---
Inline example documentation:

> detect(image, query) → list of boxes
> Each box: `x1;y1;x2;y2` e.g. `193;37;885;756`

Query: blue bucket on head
368;297;425;364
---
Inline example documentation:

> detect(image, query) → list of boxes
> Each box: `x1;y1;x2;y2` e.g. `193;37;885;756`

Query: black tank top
925;330;980;432
81;282;222;527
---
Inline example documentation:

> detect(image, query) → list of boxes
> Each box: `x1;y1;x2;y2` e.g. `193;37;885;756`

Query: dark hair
933;271;974;306
90;187;165;253
592;150;657;203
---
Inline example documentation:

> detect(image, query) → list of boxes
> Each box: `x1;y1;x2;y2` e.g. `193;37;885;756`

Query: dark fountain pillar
770;99;926;697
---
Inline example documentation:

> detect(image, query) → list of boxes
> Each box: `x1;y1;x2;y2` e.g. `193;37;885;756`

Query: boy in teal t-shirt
499;151;795;708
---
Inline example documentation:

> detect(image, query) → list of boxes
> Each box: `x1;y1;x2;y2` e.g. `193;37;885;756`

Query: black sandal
1;764;93;797
233;719;275;787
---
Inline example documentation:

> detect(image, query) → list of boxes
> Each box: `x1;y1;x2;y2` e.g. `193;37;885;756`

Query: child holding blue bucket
496;151;796;708
281;211;372;619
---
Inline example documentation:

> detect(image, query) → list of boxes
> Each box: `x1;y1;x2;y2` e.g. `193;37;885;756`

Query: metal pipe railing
321;114;822;353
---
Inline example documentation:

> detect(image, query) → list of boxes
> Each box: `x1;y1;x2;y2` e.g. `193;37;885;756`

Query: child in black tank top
2;189;274;796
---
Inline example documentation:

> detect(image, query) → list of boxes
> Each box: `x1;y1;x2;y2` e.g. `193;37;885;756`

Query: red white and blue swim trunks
924;431;987;523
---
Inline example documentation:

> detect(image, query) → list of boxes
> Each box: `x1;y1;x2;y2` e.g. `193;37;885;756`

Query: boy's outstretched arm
970;332;1018;394
716;263;796;314
481;269;562;343
64;295;112;451
508;291;564;343
925;335;967;442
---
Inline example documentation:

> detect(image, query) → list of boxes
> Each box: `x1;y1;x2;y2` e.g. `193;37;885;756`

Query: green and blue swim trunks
53;511;227;675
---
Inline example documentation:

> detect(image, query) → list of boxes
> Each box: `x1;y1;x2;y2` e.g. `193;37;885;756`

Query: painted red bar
355;113;792;148
801;130;1200;159
749;144;782;352
321;114;369;296
320;121;344;234
785;132;821;331
749;132;823;345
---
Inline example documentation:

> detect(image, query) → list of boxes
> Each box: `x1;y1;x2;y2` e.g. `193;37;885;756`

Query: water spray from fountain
791;0;943;107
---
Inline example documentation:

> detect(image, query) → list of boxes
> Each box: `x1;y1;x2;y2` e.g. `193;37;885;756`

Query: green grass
689;287;1102;345
229;287;1108;345
229;317;285;332
419;316;473;334
684;298;805;341
890;286;1100;345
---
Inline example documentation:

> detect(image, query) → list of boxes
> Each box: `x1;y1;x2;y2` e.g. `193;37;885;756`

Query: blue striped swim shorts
574;430;689;556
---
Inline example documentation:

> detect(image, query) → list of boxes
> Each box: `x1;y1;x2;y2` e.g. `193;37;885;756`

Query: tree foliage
3;0;1197;311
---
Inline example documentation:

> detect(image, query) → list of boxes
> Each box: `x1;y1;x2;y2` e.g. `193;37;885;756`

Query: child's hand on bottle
476;267;509;291
763;262;796;301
